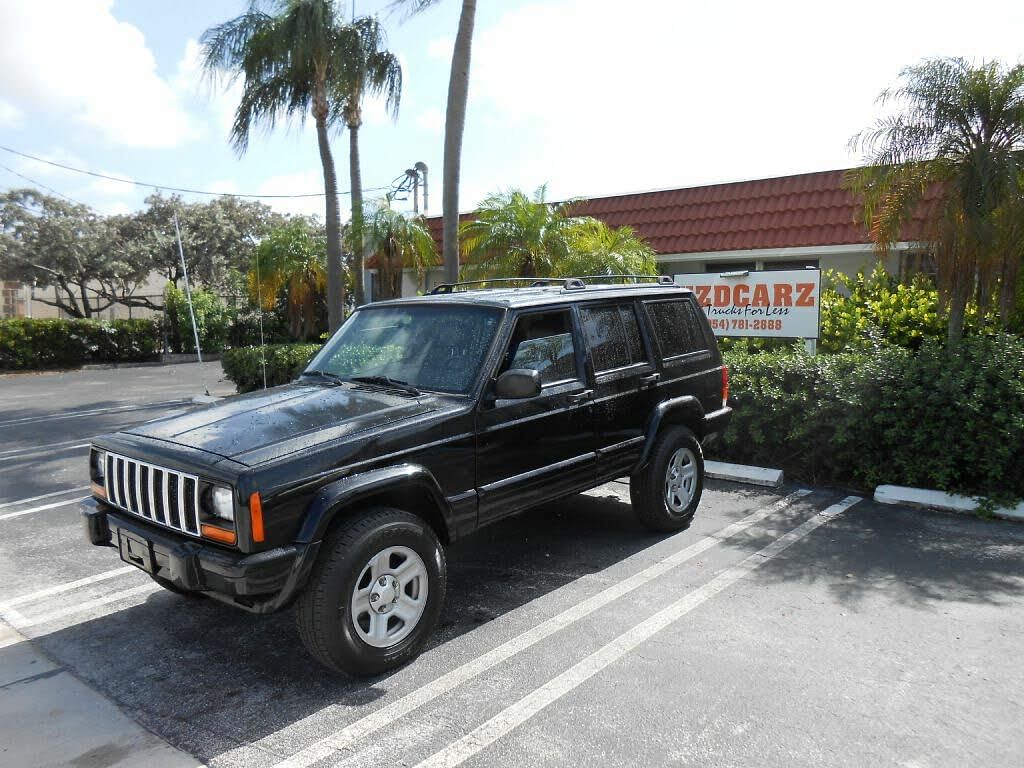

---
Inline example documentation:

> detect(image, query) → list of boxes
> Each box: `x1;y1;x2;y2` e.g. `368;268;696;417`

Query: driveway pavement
0;364;1022;768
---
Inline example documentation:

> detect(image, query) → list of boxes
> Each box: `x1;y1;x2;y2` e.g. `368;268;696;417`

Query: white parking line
0;438;94;458
0;487;88;510
270;489;814;768
0;399;187;428
0;567;135;611
412;496;863;768
11;584;159;629
0;497;87;522
0;443;90;464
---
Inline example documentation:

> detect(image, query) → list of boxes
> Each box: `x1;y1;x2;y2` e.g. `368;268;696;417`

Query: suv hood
125;383;437;466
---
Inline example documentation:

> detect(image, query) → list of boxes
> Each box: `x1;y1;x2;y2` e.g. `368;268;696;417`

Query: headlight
205;486;235;522
91;449;106;482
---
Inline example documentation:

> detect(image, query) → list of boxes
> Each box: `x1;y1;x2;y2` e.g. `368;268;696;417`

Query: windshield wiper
300;370;346;386
348;375;422;396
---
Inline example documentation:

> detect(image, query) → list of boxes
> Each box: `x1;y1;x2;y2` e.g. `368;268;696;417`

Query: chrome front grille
105;452;201;537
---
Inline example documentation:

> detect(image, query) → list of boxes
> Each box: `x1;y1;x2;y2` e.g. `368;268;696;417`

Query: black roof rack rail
429;274;675;295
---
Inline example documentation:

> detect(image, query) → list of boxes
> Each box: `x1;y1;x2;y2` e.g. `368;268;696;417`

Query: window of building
769;259;820;271
899;252;938;284
578;303;647;373
644;299;706;359
501;310;579;386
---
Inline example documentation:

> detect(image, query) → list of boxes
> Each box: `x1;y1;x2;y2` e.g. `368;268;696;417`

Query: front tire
296;507;446;676
630;426;704;531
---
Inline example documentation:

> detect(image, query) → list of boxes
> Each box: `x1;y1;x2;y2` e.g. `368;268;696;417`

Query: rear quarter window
579;303;647;372
644;299;709;359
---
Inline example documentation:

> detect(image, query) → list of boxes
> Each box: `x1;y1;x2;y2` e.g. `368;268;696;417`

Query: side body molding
295;464;454;544
633;395;706;472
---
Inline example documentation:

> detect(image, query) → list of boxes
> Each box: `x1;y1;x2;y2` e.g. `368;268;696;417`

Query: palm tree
849;57;1024;341
558;219;658;277
335;16;403;308
391;0;477;285
249;217;326;340
460;186;579;279
201;1;399;331
359;202;438;299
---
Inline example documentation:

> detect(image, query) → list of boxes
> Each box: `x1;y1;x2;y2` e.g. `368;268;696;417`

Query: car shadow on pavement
23;487;724;765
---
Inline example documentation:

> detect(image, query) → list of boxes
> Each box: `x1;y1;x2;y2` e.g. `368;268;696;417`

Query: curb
705;460;784;488
874;485;1024;522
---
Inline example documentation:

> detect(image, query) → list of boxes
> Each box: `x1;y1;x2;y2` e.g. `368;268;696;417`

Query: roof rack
428;274;675;295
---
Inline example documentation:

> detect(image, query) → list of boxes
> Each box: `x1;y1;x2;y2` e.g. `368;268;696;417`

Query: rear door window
579;303;648;373
644;299;708;359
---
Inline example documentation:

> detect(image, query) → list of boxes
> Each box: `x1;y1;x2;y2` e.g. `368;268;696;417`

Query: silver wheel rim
665;447;697;514
350;545;428;648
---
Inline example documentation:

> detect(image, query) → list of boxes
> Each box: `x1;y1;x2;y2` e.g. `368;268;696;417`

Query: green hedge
0;318;161;371
221;343;321;393
716;334;1024;500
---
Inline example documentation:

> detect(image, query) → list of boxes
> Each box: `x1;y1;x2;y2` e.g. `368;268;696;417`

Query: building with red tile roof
414;168;932;293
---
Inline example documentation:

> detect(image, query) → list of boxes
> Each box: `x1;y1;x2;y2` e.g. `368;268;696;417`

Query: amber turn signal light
249;491;265;543
200;523;237;545
91;482;107;499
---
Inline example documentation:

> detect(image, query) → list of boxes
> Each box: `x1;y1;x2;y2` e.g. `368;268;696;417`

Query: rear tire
296;507;446;676
630;426;704;532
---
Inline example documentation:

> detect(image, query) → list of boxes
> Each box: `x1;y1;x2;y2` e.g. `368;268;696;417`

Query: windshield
304;304;502;394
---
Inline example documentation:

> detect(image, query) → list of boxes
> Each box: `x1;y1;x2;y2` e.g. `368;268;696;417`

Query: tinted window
580;303;647;373
501;310;579;385
306;305;501;393
645;299;707;358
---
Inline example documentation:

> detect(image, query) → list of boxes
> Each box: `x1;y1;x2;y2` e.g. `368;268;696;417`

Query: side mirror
494;368;541;400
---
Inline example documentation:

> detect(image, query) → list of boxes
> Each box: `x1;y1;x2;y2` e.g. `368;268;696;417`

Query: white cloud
426;36;454;62
0;97;22;128
467;0;1024;199
0;0;196;148
415;107;444;135
256;169;330;219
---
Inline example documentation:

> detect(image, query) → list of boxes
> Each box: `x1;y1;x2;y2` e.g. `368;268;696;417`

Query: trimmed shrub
164;284;235;354
0;318;161;371
221;343;321;393
716;334;1024;500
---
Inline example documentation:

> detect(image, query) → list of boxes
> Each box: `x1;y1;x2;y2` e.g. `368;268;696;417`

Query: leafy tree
249;217;327;340
558;219;657;277
164;283;235;353
392;0;477;285
849;57;1024;341
336;16;402;308
129;192;276;294
358;202;437;299
460;186;579;278
460;186;656;280
0;189;150;317
202;0;369;331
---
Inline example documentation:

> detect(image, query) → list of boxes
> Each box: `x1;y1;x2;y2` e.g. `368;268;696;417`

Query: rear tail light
721;366;729;408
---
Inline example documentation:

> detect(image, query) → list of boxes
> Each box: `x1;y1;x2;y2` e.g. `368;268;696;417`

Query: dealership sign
674;269;821;338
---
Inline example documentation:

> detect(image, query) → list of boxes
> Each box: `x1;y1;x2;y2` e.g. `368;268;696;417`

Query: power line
0;164;91;207
0;144;390;199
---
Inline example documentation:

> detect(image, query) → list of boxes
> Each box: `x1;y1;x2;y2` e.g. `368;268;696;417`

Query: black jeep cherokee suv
82;276;730;675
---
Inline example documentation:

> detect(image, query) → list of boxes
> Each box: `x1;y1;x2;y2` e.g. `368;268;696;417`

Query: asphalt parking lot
1;364;1023;768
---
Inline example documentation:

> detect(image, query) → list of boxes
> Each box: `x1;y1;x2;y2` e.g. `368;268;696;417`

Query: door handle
568;389;593;404
639;373;661;387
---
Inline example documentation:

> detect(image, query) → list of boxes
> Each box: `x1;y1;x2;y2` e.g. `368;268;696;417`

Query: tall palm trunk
441;0;477;285
316;114;345;332
349;121;366;306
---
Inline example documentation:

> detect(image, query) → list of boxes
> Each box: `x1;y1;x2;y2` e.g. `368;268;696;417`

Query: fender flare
633;395;706;472
295;464;453;545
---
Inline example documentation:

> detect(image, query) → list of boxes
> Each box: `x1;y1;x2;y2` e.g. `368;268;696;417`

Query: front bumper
81;497;320;614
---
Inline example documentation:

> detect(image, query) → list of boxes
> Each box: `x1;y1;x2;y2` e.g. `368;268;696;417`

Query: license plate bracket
118;530;155;573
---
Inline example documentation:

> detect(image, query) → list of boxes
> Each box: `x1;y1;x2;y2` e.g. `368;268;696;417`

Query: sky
0;0;1022;222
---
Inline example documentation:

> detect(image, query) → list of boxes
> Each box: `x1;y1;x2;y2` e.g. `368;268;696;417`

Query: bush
0;318;161;370
715;334;1024;500
221;343;321;393
164;283;235;354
